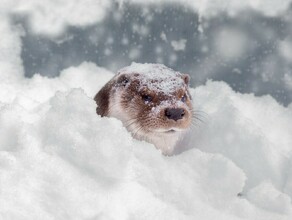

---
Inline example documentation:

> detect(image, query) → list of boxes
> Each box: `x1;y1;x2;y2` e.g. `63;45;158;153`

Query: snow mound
1;60;292;219
119;63;186;94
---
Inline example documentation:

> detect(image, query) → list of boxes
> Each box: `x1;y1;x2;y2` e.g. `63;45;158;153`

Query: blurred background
15;0;292;106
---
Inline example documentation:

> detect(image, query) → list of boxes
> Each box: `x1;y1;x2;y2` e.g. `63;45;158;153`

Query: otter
94;63;193;155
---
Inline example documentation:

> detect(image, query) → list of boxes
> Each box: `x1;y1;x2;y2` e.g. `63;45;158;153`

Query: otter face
106;63;193;154
116;74;192;133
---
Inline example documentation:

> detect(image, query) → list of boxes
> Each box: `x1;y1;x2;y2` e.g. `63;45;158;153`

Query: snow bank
0;60;292;219
0;1;292;218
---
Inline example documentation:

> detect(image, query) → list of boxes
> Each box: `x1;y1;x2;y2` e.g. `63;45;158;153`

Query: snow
118;63;186;94
125;0;292;17
0;0;289;38
1;56;292;219
284;73;292;90
214;28;249;61
171;39;187;51
279;40;292;62
1;0;111;37
247;181;292;214
0;1;292;219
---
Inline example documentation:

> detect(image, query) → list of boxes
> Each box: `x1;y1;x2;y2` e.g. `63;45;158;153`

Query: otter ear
94;82;111;117
117;74;130;86
182;74;190;85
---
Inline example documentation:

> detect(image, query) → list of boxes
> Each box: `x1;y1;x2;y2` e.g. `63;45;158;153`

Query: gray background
17;2;292;106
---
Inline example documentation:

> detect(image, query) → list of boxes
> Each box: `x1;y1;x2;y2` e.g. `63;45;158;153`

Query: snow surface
118;63;186;94
0;46;292;220
1;59;292;219
1;1;292;219
1;60;292;219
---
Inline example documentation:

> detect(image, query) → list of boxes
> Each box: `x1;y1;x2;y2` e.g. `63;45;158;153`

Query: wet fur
94;69;192;155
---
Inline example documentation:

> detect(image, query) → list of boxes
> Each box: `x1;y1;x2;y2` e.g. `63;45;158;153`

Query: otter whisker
192;115;205;124
191;110;208;119
132;125;147;139
125;122;138;129
191;111;208;123
94;63;194;155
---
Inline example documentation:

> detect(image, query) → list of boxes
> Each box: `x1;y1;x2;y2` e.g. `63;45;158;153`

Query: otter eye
122;78;129;86
142;94;152;102
181;94;187;102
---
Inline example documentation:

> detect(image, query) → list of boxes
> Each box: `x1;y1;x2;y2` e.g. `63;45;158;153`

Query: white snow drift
0;1;292;219
1;60;292;219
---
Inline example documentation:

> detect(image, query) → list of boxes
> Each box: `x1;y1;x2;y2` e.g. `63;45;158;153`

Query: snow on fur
0;61;292;219
118;63;186;94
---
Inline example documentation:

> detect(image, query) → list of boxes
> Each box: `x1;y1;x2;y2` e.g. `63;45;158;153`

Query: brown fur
94;81;113;116
94;65;193;155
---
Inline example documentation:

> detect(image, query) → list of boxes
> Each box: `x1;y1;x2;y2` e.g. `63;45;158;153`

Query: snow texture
1;59;292;219
1;1;292;219
1;37;292;218
119;63;186;94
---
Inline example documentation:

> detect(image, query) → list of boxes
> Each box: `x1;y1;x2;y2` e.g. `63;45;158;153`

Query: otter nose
165;108;185;121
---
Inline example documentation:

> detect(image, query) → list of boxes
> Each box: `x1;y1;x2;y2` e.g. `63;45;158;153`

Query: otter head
95;63;193;155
